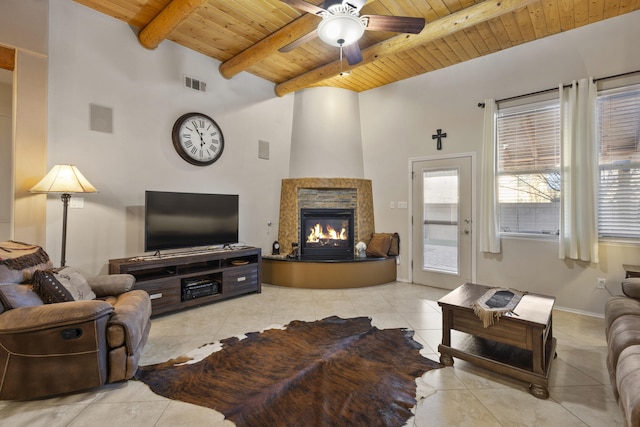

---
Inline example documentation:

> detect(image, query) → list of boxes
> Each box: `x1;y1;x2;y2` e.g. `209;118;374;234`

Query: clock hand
191;121;206;147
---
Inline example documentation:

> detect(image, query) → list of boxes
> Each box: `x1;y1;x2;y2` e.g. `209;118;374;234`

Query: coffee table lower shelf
439;334;557;399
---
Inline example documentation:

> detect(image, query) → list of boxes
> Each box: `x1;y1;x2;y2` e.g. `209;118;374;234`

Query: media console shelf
109;247;261;316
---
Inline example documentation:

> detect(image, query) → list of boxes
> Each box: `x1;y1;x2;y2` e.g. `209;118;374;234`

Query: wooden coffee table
438;282;556;399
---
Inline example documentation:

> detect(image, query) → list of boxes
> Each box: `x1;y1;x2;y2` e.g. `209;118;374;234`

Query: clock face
172;113;224;166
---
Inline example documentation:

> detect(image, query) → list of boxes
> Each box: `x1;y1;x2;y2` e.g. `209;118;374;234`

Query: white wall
0;0;48;55
360;10;640;315
47;2;294;274
0;0;48;246
0;79;11;240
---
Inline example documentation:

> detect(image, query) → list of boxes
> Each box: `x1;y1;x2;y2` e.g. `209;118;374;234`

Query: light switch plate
70;197;84;209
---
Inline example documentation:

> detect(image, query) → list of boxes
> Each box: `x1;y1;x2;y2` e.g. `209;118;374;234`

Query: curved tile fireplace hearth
262;256;397;289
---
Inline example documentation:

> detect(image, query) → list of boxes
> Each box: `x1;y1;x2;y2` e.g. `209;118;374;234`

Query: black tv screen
145;191;239;252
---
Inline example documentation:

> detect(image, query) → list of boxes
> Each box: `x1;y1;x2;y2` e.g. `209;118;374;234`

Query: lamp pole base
60;193;70;267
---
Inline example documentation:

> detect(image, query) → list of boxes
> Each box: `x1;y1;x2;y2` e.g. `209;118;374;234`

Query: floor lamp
30;165;98;267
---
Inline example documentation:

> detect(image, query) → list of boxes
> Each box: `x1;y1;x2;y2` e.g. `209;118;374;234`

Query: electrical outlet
597;278;606;289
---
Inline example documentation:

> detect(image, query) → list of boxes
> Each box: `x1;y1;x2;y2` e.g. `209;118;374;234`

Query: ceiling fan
279;0;425;66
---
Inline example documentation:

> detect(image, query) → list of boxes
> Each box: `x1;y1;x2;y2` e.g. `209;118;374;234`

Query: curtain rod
477;69;640;108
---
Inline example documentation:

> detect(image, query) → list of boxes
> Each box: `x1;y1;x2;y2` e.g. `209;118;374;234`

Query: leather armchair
0;264;151;400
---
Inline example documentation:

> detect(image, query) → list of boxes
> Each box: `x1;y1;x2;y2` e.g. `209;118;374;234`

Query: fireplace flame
307;223;347;242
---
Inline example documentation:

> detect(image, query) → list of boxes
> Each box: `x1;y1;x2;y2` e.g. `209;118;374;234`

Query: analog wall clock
172;112;224;166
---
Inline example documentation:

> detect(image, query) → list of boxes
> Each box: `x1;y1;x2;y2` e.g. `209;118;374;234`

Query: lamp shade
30;165;98;194
317;14;365;47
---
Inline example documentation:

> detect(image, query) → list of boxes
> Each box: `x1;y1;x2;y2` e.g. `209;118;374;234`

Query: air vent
185;75;206;92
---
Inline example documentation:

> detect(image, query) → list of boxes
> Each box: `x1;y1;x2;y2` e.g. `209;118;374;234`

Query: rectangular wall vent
185;76;206;92
89;103;113;133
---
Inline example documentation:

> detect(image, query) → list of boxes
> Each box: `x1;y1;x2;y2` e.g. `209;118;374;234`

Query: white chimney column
288;87;364;179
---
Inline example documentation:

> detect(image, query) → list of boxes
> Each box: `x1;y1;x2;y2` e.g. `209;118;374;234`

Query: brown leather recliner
605;277;640;427
0;242;151;400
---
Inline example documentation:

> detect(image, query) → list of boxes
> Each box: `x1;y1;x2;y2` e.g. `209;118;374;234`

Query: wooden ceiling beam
0;45;15;71
275;0;539;96
138;0;208;49
219;14;320;79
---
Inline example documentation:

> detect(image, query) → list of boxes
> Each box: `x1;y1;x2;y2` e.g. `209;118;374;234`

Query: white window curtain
559;78;599;262
480;99;501;253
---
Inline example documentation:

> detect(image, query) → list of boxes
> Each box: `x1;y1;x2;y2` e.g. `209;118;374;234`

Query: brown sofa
605;277;640;426
0;242;151;400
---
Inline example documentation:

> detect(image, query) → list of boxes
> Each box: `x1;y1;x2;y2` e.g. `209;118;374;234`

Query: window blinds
597;85;640;238
497;104;560;175
496;102;561;233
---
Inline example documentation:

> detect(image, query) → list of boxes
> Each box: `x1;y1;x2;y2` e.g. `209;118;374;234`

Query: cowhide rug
135;316;442;427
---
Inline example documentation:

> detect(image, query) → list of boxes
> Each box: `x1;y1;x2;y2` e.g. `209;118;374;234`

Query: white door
411;156;473;289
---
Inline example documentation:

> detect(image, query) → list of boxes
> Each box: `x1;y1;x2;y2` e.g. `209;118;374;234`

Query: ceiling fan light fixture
317;13;365;47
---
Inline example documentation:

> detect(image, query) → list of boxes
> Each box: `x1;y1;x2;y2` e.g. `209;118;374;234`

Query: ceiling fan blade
343;43;363;66
279;29;319;53
362;15;425;34
281;0;325;15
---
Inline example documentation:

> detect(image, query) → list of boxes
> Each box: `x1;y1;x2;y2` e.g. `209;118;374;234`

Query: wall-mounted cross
432;129;447;150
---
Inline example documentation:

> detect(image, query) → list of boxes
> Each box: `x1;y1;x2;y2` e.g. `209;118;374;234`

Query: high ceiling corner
74;0;640;96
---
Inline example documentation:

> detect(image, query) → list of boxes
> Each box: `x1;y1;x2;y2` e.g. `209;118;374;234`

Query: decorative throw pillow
31;270;75;304
386;233;400;256
54;267;96;301
0;283;44;310
366;233;393;258
622;278;640;299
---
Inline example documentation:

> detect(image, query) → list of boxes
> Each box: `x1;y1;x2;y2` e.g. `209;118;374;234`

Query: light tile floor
0;282;623;427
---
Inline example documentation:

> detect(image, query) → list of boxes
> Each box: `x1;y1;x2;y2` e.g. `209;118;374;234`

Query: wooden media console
109;247;261;316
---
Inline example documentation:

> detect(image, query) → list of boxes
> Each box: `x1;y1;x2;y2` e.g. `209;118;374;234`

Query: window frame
495;98;561;239
596;83;640;242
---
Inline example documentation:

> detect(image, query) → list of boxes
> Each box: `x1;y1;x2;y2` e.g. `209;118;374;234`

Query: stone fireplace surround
277;178;375;256
264;177;396;289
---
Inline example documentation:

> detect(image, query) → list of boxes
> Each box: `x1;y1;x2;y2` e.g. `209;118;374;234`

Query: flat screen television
145;191;239;252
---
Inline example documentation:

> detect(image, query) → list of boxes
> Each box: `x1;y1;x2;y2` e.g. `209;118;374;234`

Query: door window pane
423;169;458;273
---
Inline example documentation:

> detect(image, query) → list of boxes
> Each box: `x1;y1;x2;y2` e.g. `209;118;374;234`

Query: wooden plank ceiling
74;0;639;96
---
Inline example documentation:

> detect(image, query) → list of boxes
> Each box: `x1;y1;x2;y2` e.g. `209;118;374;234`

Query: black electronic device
181;277;220;301
145;191;239;252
